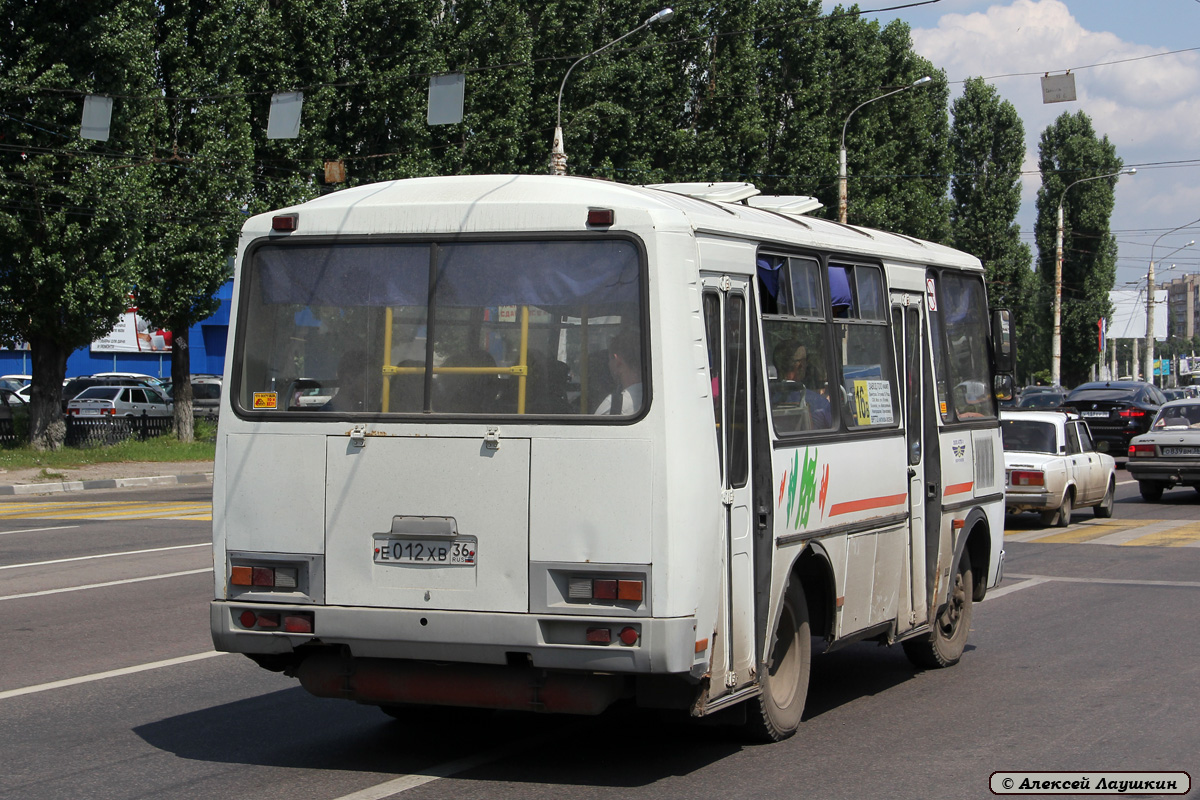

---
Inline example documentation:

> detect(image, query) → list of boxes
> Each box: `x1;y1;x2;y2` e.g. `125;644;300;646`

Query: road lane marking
0;651;228;701
0;525;80;536
0;542;208;571
0;567;213;601
328;735;558;800
1004;572;1200;589
982;576;1054;600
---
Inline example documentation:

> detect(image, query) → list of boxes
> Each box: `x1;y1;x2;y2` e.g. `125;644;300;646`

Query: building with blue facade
0;280;232;379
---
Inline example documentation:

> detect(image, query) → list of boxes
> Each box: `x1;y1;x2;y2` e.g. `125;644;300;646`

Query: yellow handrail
377;305;532;412
381;307;394;412
517;305;529;414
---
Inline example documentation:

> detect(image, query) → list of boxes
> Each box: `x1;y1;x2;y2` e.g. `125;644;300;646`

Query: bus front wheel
745;579;811;742
902;557;973;669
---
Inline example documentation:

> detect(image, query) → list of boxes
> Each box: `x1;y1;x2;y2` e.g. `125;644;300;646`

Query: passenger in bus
325;349;371;412
770;342;831;430
593;330;642;415
524;350;572;414
438;346;501;414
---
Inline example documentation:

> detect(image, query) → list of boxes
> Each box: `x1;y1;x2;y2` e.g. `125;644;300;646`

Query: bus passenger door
894;298;928;629
702;276;757;693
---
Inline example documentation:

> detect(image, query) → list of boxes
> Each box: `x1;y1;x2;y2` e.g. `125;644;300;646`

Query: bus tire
744;579;810;742
902;557;973;670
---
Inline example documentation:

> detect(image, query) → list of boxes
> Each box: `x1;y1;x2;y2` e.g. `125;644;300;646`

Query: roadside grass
0;419;216;471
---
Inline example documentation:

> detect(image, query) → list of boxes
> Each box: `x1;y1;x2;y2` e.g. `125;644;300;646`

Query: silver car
66;385;174;418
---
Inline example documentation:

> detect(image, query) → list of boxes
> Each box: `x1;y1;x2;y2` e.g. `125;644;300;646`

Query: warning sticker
852;380;894;425
253;392;278;409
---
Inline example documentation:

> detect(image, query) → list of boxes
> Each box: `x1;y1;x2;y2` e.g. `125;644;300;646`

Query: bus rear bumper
210;601;701;676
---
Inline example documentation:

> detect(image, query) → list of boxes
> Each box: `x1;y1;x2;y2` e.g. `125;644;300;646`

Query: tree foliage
0;0;158;448
0;1;995;448
132;0;255;442
1034;111;1124;387
949;77;1033;374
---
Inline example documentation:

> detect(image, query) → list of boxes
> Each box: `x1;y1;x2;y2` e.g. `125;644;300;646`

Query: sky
822;0;1200;292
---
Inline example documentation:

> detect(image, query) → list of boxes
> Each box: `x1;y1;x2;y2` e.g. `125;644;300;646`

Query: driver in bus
593;330;643;415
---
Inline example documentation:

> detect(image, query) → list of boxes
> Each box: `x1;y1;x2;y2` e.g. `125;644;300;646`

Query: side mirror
991;308;1015;374
994;374;1015;402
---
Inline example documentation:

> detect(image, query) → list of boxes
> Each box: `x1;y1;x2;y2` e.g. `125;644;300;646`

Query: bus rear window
236;239;645;418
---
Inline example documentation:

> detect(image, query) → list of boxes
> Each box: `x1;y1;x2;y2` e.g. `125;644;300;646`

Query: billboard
91;308;173;353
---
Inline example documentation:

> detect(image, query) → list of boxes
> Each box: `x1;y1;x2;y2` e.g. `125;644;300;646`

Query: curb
0;472;214;496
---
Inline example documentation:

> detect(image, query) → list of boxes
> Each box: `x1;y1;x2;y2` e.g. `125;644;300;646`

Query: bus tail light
237;609;313;633
1129;443;1156;457
567;576;645;605
618;626;639;646
230;564;299;590
586;627;611;643
1010;470;1044;487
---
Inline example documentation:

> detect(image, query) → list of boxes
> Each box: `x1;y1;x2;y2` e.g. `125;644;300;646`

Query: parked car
0;387;29;439
1060;380;1166;457
190;375;222;420
0;374;32;386
91;371;168;389
66;385;174;418
1126;399;1200;501
61;375;162;412
1002;409;1117;527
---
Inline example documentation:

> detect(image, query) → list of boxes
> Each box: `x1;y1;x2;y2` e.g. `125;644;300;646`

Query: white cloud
910;0;1200;281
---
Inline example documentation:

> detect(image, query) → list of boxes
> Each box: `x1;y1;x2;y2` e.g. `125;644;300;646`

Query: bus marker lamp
272;213;298;232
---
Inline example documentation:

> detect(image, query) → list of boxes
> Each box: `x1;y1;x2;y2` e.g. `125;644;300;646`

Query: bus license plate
1162;446;1200;456
374;538;476;566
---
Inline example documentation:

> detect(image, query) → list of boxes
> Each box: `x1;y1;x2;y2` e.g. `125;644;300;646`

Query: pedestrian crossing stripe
1007;519;1200;548
0;500;211;522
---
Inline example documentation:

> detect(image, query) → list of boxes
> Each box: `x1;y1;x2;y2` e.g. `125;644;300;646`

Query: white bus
211;175;1014;740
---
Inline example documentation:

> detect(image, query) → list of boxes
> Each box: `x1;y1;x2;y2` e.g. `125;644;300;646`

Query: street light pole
838;76;931;224
550;8;674;176
1145;227;1199;385
1051;168;1135;387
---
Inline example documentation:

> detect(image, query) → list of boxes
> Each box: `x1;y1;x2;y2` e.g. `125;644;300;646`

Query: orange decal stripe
943;481;974;497
828;493;908;516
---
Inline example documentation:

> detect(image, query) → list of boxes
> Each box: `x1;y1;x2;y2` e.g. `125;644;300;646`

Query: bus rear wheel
902;558;973;669
744;579;810;742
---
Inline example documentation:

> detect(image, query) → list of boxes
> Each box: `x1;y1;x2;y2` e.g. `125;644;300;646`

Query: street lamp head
911;76;933;88
1123;168;1136;176
551;7;675;175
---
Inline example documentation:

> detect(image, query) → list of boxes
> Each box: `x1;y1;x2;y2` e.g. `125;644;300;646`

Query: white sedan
1001;409;1117;527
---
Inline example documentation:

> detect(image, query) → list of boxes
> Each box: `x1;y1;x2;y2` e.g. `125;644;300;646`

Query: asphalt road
0;482;1196;800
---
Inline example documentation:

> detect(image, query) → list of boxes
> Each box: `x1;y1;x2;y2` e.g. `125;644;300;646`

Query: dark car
1017;390;1067;409
1061;381;1167;457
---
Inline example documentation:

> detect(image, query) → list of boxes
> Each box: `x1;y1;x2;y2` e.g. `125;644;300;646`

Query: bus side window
830;262;897;429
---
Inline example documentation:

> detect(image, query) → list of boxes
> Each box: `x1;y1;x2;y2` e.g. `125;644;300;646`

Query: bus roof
244;174;980;271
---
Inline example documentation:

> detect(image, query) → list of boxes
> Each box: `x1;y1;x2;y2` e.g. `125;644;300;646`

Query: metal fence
65;414;176;447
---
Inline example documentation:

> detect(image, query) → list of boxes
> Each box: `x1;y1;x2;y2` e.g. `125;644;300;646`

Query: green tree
132;0;255;442
231;0;344;213
822;8;951;241
0;0;158;449
1034;111;1124;386
948;77;1033;373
